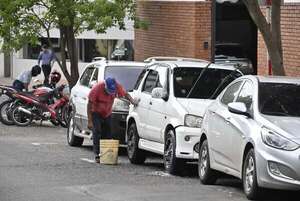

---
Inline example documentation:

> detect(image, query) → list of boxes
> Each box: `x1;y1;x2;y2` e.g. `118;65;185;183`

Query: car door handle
211;111;216;115
225;117;231;124
149;101;152;105
73;94;78;98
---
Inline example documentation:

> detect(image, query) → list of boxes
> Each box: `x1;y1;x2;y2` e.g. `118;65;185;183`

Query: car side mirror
151;87;168;101
89;80;97;88
228;102;251;117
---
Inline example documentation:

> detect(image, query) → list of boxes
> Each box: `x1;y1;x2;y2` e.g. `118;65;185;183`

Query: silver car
199;75;300;200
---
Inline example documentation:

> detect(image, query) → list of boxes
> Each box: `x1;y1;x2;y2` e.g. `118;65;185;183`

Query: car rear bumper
175;126;200;160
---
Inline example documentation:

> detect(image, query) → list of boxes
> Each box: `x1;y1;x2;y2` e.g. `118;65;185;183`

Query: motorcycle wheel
11;105;33;127
0;100;14;125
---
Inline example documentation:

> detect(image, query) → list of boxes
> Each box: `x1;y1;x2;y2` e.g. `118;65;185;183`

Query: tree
243;0;285;75
0;0;138;87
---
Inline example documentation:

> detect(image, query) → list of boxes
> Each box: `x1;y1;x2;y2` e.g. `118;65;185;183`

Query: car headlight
184;114;203;128
261;127;299;151
113;99;129;112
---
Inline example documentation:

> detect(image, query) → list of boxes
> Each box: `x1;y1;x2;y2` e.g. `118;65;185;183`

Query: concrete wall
0;53;4;77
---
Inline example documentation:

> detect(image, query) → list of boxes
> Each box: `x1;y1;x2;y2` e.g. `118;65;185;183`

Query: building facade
135;0;300;76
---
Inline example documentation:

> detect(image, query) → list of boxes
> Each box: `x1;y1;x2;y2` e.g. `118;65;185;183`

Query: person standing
87;77;138;163
12;65;41;91
38;44;56;86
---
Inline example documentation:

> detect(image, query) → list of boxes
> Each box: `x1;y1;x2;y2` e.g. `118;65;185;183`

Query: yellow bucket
99;140;119;165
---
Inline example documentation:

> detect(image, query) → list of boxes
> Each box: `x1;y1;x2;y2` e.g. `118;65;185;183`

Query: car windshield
104;66;144;91
173;67;242;99
259;82;300;117
215;44;245;58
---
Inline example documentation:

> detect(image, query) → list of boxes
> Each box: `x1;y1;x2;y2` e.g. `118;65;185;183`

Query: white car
126;57;242;175
199;75;300;199
67;60;145;146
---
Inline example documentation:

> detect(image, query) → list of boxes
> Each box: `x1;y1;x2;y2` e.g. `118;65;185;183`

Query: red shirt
88;81;126;118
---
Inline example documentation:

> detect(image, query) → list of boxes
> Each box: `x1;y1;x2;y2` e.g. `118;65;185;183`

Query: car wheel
127;122;146;164
67;116;83;147
198;140;218;184
0;100;14;125
243;148;262;200
164;129;184;175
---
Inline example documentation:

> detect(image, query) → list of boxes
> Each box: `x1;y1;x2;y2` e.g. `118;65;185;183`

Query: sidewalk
0;77;13;86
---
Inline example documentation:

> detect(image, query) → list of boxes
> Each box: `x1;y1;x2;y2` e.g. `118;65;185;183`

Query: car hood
263;115;300;142
176;98;214;117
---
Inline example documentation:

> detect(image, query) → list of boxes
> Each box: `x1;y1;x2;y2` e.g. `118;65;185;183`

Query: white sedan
199;75;300;200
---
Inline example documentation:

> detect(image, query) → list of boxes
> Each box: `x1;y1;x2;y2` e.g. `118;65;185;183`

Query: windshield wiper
186;62;212;98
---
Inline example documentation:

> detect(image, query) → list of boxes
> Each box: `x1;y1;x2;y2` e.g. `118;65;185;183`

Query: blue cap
105;77;116;95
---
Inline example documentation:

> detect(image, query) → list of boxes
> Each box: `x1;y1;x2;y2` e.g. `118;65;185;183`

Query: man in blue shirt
38;44;56;86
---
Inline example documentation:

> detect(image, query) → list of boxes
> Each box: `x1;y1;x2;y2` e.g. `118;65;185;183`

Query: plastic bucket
99;140;119;165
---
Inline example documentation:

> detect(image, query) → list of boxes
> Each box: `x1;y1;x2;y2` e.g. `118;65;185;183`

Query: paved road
0;122;299;201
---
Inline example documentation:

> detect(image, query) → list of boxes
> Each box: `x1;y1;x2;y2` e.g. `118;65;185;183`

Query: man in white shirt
12;65;41;91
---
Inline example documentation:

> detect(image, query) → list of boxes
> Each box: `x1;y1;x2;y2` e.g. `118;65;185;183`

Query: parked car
126;57;242;175
67;60;145;146
199;75;300;199
214;43;254;75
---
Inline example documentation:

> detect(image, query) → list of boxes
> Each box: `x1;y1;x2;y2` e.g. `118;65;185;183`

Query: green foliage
0;0;138;51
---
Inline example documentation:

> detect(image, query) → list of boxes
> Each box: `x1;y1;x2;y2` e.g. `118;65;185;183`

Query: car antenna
186;62;212;98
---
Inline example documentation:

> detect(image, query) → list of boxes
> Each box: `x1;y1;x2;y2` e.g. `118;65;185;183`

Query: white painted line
31;142;58;146
147;171;171;177
80;158;96;163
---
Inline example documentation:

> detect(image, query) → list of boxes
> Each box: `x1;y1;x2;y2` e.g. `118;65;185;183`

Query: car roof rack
92;57;106;62
144;56;209;63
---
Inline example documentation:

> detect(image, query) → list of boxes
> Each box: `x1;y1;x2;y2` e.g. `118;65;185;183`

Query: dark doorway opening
214;0;257;75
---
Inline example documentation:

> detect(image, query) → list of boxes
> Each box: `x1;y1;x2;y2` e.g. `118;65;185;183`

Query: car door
209;80;244;170
81;68;99;130
146;66;169;143
72;66;96;129
229;80;254;172
135;69;159;139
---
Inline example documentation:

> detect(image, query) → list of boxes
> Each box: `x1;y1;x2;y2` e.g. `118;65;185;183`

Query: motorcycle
0;82;55;125
0;85;18;125
9;85;69;127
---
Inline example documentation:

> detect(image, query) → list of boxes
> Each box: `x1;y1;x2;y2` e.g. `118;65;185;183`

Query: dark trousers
12;80;25;91
42;64;51;86
92;112;112;156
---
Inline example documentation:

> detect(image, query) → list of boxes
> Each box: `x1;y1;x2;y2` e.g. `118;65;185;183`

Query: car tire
164;129;184;175
67;116;84;147
127;122;146;164
198;140;218;184
0;100;14;125
243;148;262;200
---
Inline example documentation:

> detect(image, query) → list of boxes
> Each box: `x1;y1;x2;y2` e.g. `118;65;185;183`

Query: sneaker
95;156;100;163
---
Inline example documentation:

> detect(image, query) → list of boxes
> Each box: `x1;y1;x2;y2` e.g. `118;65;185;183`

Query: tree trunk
64;26;79;88
243;0;285;75
59;27;72;84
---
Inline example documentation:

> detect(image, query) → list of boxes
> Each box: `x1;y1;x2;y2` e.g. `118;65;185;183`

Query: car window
104;66;144;91
91;68;98;82
173;67;242;98
156;66;168;88
259;82;300;117
236;81;253;110
221;81;243;105
134;69;147;90
142;70;158;93
80;67;95;87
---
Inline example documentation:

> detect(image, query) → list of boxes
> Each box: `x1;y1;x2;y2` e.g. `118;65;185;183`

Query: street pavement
1;122;300;201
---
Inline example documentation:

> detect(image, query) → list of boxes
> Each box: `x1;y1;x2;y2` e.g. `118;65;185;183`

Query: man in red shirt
88;77;138;163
